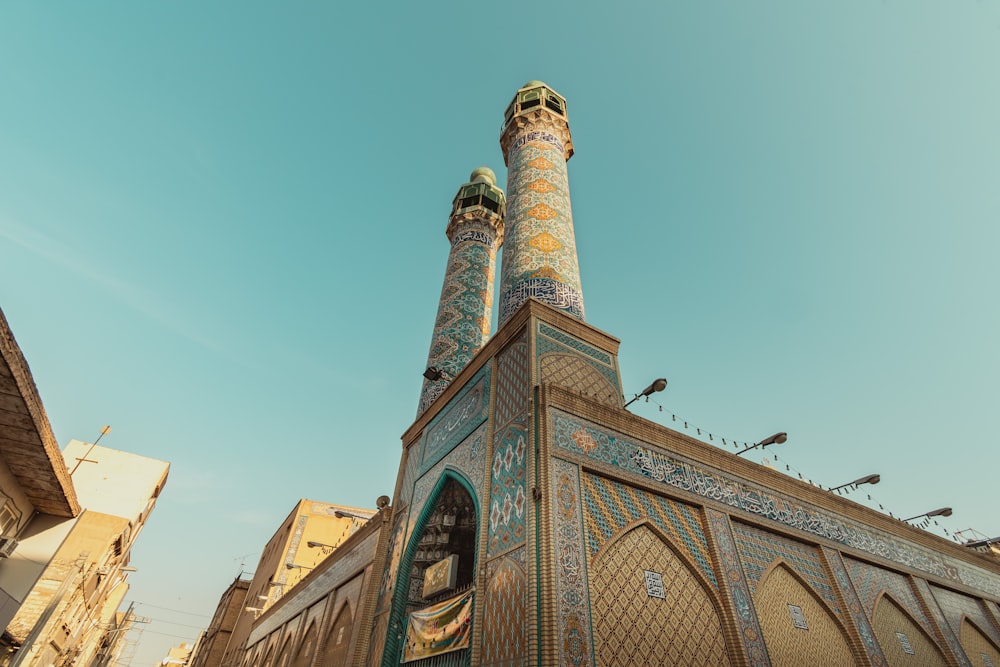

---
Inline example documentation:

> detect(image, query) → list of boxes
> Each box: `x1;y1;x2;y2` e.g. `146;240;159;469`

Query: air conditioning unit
0;537;19;558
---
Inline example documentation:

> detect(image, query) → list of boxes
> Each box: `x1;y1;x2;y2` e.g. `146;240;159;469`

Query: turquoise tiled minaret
497;81;584;325
418;167;505;415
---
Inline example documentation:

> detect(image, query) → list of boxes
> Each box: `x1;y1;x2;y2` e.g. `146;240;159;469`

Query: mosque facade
225;81;1000;667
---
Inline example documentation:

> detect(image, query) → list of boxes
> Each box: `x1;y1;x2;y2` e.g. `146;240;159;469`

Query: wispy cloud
1;217;225;352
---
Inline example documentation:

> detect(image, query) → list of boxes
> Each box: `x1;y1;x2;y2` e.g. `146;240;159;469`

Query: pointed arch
755;561;857;666
959;615;1000;665
588;522;732;666
381;468;481;667
292;620;319;667
322;601;355;666
871;592;947;666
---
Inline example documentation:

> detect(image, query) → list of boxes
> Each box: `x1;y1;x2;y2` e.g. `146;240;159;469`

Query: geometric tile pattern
499;124;584;324
537;322;611;365
419;209;500;414
549;408;1000;600
551;457;594;667
539;353;619;407
871;595;948;667
754;563;858;666
822;547;888;666
397;445;422;508
844;556;934;638
580;473;716;589
488;422;527;557
494;334;528;427
411;423;487;537
959;620;1000;667
705;509;771;667
365;614;389;667
376;512;409;616
913;577;973;667
480;547;527;664
730;521;842;621
588;524;732;666
930;584;1000;652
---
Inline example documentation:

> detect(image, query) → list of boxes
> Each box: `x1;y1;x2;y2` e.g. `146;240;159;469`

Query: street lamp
828;474;881;493
736;432;788;456
306;541;336;550
285;563;313;570
624;378;667;408
903;507;952;523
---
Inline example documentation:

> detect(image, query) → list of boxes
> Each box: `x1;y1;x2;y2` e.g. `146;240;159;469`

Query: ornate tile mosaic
537;322;612;366
730;520;842;620
494;334;528;427
412;422;487;528
480;547;527;664
419;365;490;474
844;555;934;637
705;509;771;667
365;613;389;667
376;512;409;615
487;421;527;557
823;547;888;666
551;457;594;667
930;584;1000;650
914;577;973;667
579;472;716;589
499;128;584;324
551;408;1000;599
539;352;619;408
396;446;421;509
418;215;500;415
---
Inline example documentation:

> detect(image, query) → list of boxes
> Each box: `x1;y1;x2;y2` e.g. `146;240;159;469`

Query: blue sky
3;2;998;663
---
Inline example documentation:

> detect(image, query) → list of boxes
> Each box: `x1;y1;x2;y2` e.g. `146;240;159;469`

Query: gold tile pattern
960;619;1000;666
755;564;858;666
588;524;731;666
872;595;948;667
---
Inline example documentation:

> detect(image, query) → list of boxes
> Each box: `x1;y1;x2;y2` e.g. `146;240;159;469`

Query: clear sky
2;2;998;664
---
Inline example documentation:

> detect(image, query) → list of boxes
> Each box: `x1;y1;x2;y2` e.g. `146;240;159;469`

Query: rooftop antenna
69;425;112;475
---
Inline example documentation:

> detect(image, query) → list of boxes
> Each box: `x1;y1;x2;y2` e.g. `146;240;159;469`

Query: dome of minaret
523;80;546;88
470;166;496;186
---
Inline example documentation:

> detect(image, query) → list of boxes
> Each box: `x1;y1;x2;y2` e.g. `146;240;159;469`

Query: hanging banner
402;590;473;662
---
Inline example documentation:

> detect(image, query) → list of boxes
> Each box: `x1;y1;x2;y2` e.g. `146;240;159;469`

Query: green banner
402;590;473;662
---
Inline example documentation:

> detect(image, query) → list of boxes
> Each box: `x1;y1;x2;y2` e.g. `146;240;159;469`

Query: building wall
188;577;249;667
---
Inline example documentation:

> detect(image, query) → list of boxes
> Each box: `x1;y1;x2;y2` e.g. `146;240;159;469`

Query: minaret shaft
498;82;585;325
418;169;504;415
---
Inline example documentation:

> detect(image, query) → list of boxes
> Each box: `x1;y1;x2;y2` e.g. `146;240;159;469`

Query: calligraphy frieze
551;409;1000;599
421;366;490;473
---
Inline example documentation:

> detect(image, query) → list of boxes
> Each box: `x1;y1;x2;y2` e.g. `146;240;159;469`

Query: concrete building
0;306;169;666
195;499;377;667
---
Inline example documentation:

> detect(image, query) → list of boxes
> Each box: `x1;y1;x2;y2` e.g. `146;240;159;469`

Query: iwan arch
230;81;1000;667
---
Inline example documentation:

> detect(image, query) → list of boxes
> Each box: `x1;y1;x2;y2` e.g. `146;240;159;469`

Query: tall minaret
417;167;505;415
497;80;584;326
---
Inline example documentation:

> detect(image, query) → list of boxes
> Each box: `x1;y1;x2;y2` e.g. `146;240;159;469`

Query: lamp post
736;432;788;457
903;507;953;523
828;474;881;493
624;378;667;408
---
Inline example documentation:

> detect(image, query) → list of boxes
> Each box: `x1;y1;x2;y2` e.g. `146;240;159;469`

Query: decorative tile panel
420;366;490;473
579;473;716;589
487;421;527;557
412;422;487;528
551;458;594;667
537;322;612;366
480;547;527;664
551;408;1000;599
931;584;1000;650
494;334;528;427
914;577;973;667
499;127;584;324
823;547;889;666
705;509;771;667
376;512;409;615
844;555;934;637
730;520;842;620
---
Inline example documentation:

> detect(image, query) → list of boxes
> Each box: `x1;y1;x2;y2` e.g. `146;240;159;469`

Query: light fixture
423;366;454;382
624;378;668;408
307;541;336;550
903;507;953;522
285;563;313;570
244;607;263;613
736;432;788;456
334;509;375;521
828;474;881;493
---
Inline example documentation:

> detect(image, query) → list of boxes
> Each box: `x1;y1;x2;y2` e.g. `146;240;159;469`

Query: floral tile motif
480;547;528;664
419;365;490;473
930;584;1000;649
551;458;594;667
705;509;771;667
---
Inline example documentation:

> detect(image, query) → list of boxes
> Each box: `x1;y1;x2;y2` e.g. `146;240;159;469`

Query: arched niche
871;592;947;666
291;621;319;667
959;616;1000;666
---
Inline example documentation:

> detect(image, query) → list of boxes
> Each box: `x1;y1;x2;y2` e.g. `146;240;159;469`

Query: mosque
213;81;1000;667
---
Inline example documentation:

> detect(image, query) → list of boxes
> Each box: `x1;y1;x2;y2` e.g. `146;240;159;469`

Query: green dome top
470;166;496;186
523;80;546;88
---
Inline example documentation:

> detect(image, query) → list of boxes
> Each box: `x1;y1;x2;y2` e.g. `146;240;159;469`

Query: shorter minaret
417;167;505;415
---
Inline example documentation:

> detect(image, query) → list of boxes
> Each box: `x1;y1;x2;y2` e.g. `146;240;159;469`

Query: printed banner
402;590;473;662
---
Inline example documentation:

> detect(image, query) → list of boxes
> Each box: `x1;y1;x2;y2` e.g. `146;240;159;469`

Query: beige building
194;499;377;667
